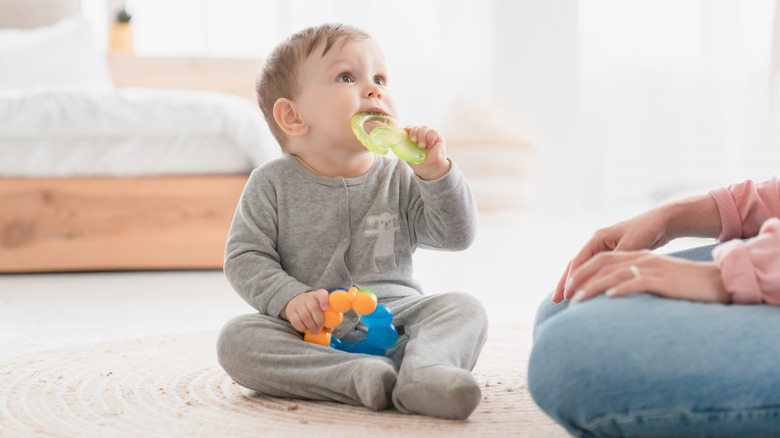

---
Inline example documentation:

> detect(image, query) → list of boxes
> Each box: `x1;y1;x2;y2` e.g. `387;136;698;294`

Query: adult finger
553;260;573;303
562;237;616;299
564;249;614;299
568;250;650;299
571;262;641;303
601;276;651;299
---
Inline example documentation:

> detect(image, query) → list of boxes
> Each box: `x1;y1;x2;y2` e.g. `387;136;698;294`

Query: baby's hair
256;23;371;151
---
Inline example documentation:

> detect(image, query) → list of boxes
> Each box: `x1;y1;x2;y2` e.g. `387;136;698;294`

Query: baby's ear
273;98;309;137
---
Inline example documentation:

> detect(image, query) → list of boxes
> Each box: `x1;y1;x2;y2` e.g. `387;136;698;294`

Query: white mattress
0;16;280;177
0;87;280;177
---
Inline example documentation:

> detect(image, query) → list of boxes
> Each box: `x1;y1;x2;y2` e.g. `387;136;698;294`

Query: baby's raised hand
280;289;330;334
406;125;451;181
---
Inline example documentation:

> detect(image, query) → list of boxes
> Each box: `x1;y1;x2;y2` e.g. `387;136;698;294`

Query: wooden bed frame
0;55;263;273
0;176;248;272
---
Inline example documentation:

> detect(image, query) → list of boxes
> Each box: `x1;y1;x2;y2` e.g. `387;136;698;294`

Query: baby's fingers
301;299;325;333
406;125;441;148
420;129;442;149
313;288;330;311
406;126;421;143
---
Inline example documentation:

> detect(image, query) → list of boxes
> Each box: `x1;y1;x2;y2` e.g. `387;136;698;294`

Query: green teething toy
350;112;427;164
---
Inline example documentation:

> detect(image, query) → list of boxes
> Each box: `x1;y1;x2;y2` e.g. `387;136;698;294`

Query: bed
0;1;278;272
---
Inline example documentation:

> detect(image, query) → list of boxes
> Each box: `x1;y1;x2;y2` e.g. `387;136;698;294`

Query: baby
216;23;488;420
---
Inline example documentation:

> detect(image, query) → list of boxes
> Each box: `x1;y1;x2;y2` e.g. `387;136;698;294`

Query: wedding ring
629;265;640;279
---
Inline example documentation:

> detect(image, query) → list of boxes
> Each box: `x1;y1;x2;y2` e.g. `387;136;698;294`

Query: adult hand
280;289;331;334
553;207;673;303
564;250;730;304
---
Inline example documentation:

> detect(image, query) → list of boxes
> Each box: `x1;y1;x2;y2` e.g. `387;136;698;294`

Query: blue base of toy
330;303;398;356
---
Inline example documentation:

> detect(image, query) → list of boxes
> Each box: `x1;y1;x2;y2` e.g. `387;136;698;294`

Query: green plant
116;8;132;23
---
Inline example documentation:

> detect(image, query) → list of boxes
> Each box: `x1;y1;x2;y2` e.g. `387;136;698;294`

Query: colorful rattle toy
351;112;427;164
304;286;398;356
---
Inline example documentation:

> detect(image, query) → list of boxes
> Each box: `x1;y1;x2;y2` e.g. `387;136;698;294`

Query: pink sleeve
713;217;780;305
708;176;780;242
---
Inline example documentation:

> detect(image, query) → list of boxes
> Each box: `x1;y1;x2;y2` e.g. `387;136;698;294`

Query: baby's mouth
356;111;390;134
362;119;388;133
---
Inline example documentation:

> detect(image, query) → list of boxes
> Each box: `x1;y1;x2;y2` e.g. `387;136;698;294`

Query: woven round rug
0;324;567;437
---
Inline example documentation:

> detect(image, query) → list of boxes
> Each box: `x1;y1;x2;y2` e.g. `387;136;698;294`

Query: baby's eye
337;73;354;83
374;76;386;86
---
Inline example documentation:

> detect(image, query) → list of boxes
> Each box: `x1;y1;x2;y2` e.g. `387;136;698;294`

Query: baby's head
257;23;372;152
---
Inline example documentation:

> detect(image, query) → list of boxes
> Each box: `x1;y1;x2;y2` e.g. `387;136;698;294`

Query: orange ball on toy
329;289;352;313
303;330;331;347
353;290;378;315
323;309;343;328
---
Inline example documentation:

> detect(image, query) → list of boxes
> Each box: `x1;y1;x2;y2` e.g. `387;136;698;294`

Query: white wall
99;0;779;217
493;0;580;214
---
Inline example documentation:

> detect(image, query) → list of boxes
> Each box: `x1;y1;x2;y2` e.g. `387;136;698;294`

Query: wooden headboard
108;54;262;103
0;0;79;29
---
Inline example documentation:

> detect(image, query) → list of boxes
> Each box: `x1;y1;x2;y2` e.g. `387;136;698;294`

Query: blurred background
86;0;779;217
2;0;779;359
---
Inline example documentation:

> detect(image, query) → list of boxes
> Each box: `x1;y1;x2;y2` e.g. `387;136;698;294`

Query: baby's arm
406;125;451;181
279;289;330;334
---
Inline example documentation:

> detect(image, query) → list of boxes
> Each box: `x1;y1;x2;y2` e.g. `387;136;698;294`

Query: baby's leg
388;292;489;419
216;313;397;410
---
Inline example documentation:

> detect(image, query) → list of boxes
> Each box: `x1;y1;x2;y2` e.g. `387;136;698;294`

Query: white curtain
572;0;776;213
123;0;495;125
115;0;778;216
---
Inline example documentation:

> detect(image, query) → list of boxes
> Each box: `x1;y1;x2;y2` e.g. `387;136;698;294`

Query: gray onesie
217;154;489;419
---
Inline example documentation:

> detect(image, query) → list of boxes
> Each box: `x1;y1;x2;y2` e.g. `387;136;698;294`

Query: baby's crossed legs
387;292;489;419
217;313;397;410
217;291;488;419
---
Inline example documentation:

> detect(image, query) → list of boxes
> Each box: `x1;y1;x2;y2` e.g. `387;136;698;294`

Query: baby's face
294;38;398;151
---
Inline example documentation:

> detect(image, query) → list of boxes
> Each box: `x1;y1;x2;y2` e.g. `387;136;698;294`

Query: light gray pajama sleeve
407;159;478;251
222;164;311;318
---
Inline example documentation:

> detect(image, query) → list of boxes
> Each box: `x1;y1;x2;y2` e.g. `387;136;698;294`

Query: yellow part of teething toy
350;112;427;164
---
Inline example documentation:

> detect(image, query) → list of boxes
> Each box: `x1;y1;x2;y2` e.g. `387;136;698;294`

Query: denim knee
528;304;597;436
532;292;568;342
528;295;780;437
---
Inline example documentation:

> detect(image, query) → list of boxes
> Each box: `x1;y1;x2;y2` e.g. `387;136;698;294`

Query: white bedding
0;87;280;177
0;16;280;177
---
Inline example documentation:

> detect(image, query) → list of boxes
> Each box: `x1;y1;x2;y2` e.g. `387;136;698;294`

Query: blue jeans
528;244;780;437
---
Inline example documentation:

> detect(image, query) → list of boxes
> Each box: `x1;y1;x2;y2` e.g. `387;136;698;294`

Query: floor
0;209;711;363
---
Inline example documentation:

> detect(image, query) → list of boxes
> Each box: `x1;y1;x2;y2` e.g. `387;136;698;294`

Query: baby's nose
366;84;383;99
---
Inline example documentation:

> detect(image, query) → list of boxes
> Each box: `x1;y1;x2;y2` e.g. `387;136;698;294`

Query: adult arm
554;194;721;303
563;177;780;305
710;177;780;305
709;177;780;241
